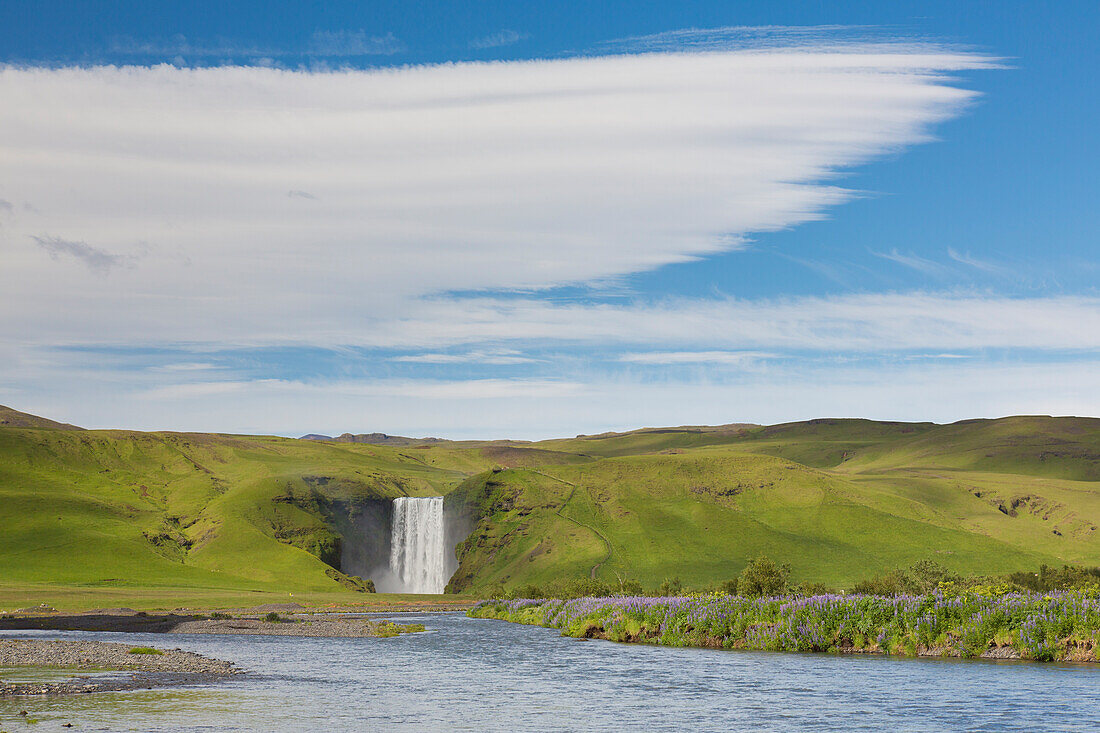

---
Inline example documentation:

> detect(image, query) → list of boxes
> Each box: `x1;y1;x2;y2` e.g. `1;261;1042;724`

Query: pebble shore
0;639;238;696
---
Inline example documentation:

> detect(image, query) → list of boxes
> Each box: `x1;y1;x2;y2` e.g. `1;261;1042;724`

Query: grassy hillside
2;407;1099;603
449;416;1100;592
0;405;83;430
0;425;491;604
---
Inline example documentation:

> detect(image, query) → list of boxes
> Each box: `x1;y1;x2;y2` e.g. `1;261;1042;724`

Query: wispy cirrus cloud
595;25;931;54
393;348;538;365
871;248;953;278
469;30;529;50
307;30;404;56
948;247;1011;275
619;351;777;365
108;34;276;58
105;30;405;63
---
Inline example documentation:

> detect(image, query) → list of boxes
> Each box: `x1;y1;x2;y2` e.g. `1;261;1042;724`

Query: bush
510;584;545;599
209;611;232;620
1006;564;1100;592
263;611;282;623
852;560;961;596
543;577;615;599
791;581;830;596
716;579;738;596
482;582;507;599
654;577;683;596
852;569;916;596
909;559;960;593
736;556;789;598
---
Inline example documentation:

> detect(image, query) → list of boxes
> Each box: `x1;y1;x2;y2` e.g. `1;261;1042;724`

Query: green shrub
909;560;960;593
263;611;281;623
1006;564;1100;592
716;579;738;595
852;569;916;596
736;556;789;598
651;577;683;596
511;583;545;599
127;646;164;655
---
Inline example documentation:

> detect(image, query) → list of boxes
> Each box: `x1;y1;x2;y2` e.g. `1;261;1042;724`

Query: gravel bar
0;639;238;696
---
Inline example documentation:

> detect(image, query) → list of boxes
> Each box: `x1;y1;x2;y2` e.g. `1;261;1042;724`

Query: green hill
0;424;490;607
0;404;84;430
1;407;1098;604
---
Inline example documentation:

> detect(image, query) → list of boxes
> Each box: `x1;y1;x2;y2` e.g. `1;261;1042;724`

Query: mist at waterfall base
372;496;458;594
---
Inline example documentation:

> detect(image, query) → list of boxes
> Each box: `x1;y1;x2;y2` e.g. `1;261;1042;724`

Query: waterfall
388;496;448;594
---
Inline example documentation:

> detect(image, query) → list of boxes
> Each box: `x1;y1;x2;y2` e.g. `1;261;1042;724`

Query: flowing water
388;496;448;594
2;612;1099;731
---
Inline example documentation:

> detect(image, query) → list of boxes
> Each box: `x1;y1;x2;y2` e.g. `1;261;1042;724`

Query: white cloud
947;247;1010;275
469;30;529;50
307;30;404;56
0;48;990;353
14;359;1100;439
619;351;776;365
359;293;1100;352
151;362;221;372
596;25;937;54
107;31;405;60
871;248;952;277
392;348;537;364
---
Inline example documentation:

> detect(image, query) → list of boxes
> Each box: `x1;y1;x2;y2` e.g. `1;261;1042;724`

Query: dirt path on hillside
529;470;613;579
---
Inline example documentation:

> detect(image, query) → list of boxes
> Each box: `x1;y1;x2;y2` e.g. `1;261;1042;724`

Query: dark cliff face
327;498;394;581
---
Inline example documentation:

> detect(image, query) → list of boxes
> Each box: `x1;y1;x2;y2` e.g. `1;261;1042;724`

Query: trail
529;470;612;580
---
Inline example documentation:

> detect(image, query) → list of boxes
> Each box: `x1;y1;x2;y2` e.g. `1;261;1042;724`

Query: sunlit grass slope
450;416;1100;592
0;426;488;599
2;407;1099;601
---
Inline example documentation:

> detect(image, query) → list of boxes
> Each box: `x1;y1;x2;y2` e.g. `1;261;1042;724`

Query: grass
2;408;1100;605
0;425;491;598
0;584;477;613
449;417;1100;593
127;647;164;655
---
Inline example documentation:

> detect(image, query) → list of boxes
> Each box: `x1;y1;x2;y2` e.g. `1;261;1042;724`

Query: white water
389;496;448;593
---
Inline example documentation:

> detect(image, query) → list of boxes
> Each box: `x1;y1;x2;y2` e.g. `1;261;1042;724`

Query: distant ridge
0;405;83;430
299;432;448;447
575;422;758;439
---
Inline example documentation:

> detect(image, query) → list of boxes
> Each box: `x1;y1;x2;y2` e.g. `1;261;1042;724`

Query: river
2;611;1099;731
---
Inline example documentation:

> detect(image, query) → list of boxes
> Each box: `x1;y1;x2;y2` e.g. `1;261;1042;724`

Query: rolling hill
1;405;1098;604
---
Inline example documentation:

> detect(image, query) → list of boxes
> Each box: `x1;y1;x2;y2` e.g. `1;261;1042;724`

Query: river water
2;612;1099;731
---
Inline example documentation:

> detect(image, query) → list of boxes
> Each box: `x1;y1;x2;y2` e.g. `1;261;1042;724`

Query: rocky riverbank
170;615;426;637
0;639;238;696
0;607;426;637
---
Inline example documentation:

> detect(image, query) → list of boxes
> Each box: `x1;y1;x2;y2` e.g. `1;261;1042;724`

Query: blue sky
1;1;1098;438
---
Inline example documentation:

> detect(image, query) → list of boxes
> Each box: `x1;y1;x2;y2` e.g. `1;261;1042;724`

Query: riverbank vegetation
469;588;1100;662
484;557;1100;601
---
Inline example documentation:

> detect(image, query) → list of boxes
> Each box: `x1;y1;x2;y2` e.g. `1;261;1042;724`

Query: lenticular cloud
0;47;992;346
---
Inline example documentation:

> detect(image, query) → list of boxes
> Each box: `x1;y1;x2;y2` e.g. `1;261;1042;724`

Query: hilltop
1;407;1098;605
0;405;84;430
300;432;450;447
